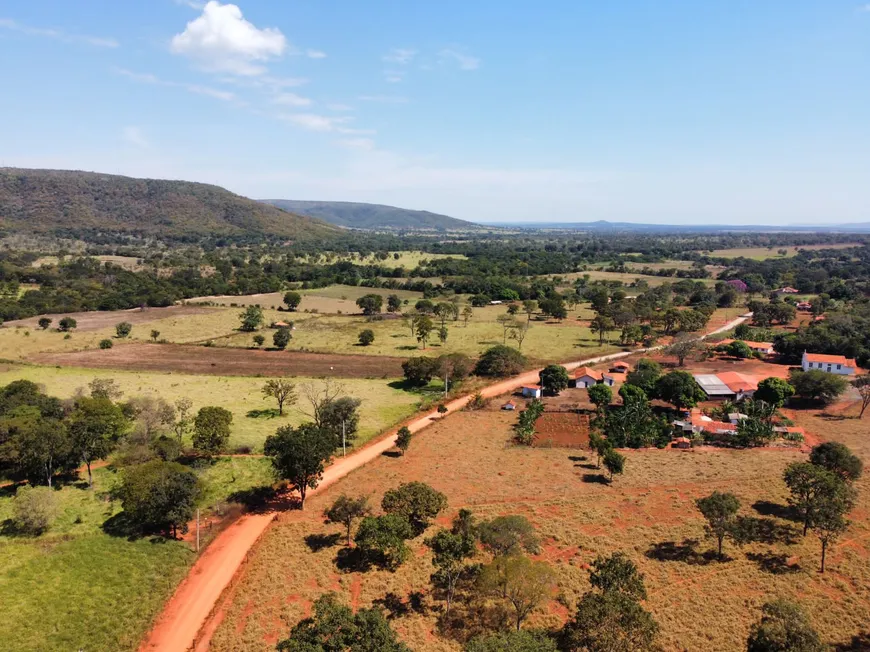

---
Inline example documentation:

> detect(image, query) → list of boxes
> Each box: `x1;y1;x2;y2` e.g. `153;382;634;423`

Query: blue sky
1;1;869;224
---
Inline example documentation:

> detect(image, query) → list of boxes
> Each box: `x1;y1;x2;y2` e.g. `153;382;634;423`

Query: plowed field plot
533;411;591;448
32;343;406;378
208;405;870;652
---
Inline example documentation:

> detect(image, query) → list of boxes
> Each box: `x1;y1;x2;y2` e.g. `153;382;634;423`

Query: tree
277;593;410;652
356;293;383;316
539;365;570;396
99;339;113;349
478;555;557;631
115;321;133;338
253;334;265;347
381;481;447;535
58;317;77;332
192;406;233;457
589;431;612;468
416;299;435;313
539;297;567;320
38;317;52;330
283;291;302;311
438;352;473;393
11;485;57;535
665;334;701;366
496;314;518;344
560;591;659;652
89;377;123;400
173;397;193;444
587;383;612;417
625;359;661;396
784;462;854;536
395;426;412;455
12;416;74;487
462;305;474;326
522;299;538;323
438;326;449;344
855;376;870;418
696;492;742;560
387;294;402;312
466;631;558;652
262;379;297;416
434;303;453;329
324;494;371;546
68;397;128;487
725;340;753;359
150;329;160;342
788;369;848;405
655;371;705;410
273;327;291;350
425;528;476;617
402;356;438;386
478;515;541;556
300;379;346;428
746;599;826;652
239;305;264;332
474;345;526;378
118;460;202;537
590;315;615;346
508;322;530;351
358;329;375;346
414;314;435;349
755;377;795;407
589;552;647;600
264;423;334;509
603;449;625;483
354;513;415;570
811;488;851;573
809;442;863;482
319;397;362;450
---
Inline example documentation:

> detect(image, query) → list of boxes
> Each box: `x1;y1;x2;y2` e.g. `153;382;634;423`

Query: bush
99;339;113;349
118;460;202;537
12;485;57;535
358;329;375;346
402;356;438;386
788;369;849;405
115;322;133;338
474;345;526;377
273;327;291;350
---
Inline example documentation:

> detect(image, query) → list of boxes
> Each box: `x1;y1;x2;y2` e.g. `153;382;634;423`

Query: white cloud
383;48;417;64
114;67;236;102
0;17;118;47
439;48;480;70
174;0;206;8
327;103;354;112
122;126;150;149
358;95;408;104
306;49;326;59
170;1;287;76
280;113;353;132
272;92;311;106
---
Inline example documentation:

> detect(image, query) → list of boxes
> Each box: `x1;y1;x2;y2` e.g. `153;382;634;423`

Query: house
801;352;857;375
716;339;774;355
796;301;812;311
501;400;517;411
521;385;542;399
609;361;631;373
272;321;293;329
571;367;616;388
672;436;692;449
694;372;758;400
489;300;503;305
775;287;800;295
673;408;737;436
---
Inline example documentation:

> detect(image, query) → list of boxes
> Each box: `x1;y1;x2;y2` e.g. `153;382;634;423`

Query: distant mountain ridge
0;168;337;240
261;199;481;231
479;220;870;233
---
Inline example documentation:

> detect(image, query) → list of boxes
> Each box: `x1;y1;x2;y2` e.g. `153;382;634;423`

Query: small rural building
801;352;857;375
672;408;737;437
728;412;748;424
521;385;542;399
796;301;812;311
609;361;631;373
501;400;516;411
775;287;800;295
672;436;692;449
571;367;616;388
272;321;293;328
489;300;503;305
716;339;774;355
694;372;758;400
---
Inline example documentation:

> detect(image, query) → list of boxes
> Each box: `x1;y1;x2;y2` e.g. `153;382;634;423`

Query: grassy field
298;251;466;270
705;244;861;260
0;366;420;452
210;400;870;652
546;270;716;288
0;455;277;652
31;254;144;270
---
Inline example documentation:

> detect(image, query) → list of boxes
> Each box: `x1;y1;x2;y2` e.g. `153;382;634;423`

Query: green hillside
0;168;338;240
261;199;481;231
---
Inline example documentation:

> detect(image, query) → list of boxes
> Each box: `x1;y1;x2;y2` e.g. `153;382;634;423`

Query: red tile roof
573;367;603;381
804;353;857;366
717;371;759;393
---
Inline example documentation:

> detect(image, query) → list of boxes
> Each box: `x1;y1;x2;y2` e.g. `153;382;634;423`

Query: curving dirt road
139;315;750;652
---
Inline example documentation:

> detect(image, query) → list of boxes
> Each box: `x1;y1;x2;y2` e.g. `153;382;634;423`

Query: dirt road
139;314;750;652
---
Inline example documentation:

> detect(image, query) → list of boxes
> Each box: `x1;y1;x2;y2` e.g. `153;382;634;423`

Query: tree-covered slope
0;168;338;240
261;199;480;231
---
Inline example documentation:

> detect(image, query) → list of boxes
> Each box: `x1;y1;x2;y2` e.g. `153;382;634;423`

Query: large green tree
381;481;447;535
118;460;202;537
68;397;128;487
264;423;334;509
746;599;826;652
539;365;570;396
655;371;705;410
696;491;741;558
192;406;233;457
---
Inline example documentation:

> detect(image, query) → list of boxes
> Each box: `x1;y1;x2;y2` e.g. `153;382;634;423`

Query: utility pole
342;420;346;457
196;508;200;553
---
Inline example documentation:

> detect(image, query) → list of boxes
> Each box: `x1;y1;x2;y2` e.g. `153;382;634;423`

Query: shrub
99;339;113;349
474;345;526;378
119;460;202;537
358;329;375;346
273;327;291;350
115;322;133;338
12;485;57;535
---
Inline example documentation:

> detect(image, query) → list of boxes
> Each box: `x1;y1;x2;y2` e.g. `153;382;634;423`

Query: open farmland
705;243;862;260
547;270;716;288
0;365;419;452
208;399;870;652
298;251;467;269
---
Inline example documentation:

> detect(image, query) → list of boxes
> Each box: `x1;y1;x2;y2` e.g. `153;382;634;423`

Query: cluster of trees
513;399;545;445
774;305;870;367
402;353;473;390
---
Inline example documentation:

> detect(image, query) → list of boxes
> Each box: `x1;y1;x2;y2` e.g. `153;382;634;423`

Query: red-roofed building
796;302;812;311
716;339;774;355
801;352;857;375
571;367;615;388
775;287;800;294
717;372;759;397
521;385;542;398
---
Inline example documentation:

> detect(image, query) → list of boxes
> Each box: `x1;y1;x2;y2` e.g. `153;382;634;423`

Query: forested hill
261;199;480;231
0;168;339;241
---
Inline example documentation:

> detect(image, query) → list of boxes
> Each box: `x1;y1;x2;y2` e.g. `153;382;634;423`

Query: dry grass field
209;399;870;652
705;244;862;260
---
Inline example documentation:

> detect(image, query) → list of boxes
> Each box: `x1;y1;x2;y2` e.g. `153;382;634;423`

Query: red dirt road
139;315;750;652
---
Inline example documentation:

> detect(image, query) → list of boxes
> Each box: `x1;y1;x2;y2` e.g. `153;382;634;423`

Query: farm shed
521;385;542;399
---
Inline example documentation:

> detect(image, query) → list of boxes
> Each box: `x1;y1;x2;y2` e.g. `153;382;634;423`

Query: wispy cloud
0;17;118;47
280;113;353;132
439;48;480;70
358;95;409;104
122;126;150;149
383;48;417;64
327;103;354;112
114;67;236;102
170;1;287;76
173;0;206;8
306;49;326;59
272;92;311;106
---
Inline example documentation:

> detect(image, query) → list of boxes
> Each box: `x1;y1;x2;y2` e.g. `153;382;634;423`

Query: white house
521;385;542;398
571;367;615;388
801;352;857;375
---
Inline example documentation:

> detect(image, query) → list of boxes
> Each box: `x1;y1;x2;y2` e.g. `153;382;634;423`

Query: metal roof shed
694;374;733;397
